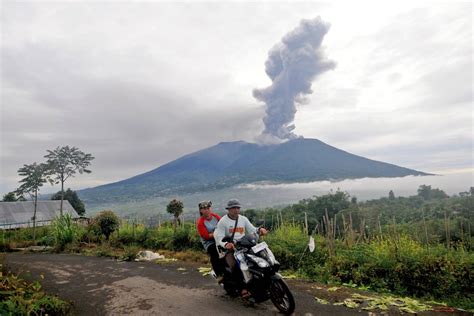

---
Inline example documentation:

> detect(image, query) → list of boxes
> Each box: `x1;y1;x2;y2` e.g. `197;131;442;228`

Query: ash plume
253;17;336;143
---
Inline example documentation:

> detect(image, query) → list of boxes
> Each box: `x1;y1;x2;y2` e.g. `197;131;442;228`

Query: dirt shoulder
4;253;472;316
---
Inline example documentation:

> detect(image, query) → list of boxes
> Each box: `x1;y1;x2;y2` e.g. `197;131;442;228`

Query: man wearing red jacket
196;201;224;279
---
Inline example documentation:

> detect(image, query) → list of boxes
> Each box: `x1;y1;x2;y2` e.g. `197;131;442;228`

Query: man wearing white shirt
214;198;267;297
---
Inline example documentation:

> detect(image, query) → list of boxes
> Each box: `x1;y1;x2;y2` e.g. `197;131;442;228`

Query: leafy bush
144;225;175;249
0;241;11;252
143;223;201;251
113;221;149;246
94;244;115;258
0;261;70;315
36;234;55;246
94;210;120;240
265;223;308;269
51;214;79;250
121;245;141;261
299;235;474;309
171;225;201;251
264;225;473;309
77;220;103;244
2;226;51;246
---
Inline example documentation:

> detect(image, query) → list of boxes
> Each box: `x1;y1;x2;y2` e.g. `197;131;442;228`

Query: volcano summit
78;138;429;204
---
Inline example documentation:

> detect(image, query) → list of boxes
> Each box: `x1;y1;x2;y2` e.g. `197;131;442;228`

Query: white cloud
295;2;472;172
1;1;472;195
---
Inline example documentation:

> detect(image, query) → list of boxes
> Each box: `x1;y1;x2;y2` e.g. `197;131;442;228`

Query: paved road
5;253;472;316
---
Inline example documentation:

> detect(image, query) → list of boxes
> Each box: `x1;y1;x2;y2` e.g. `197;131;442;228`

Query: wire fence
0;219;53;230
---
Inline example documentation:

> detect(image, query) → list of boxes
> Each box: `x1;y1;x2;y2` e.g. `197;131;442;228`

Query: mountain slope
78;138;429;204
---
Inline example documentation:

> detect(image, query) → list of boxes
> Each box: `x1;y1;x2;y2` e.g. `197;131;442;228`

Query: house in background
0;200;80;229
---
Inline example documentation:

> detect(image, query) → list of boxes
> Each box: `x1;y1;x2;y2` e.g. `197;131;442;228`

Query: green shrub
36;234;55;246
142;223;201;251
121;245;141;261
265;223;308;269
0;241;11;252
0;269;70;315
113;221;149;246
94;210;120;240
144;225;175;249
171;225;201;251
294;235;474;309
77;220;103;243
0;226;51;248
260;225;473;309
94;244;115;258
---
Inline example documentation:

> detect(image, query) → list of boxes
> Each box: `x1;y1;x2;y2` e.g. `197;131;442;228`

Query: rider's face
201;207;211;218
228;207;240;219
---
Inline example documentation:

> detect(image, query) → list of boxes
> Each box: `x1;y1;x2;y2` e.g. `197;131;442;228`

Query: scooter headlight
247;254;270;268
264;248;279;266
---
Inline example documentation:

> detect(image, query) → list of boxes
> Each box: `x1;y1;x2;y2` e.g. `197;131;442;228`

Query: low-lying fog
88;170;473;216
239;170;473;200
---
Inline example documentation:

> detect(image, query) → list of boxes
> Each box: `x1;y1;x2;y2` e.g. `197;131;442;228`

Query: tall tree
95;210;120;240
166;199;184;229
2;192;17;202
15;163;50;242
51;188;86;216
388;190;395;200
2;192;27;201
45;146;94;215
417;184;448;200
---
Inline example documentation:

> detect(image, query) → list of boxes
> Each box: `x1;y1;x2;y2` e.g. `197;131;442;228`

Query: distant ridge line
78;138;429;204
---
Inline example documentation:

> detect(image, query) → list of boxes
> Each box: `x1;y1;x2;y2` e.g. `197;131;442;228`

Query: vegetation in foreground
0;254;71;315
267;224;473;311
1;186;473;312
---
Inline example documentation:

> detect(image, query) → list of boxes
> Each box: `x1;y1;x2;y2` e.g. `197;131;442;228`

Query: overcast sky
1;1;472;196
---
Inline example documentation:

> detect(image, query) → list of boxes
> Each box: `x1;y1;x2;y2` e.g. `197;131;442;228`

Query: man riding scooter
214;199;268;298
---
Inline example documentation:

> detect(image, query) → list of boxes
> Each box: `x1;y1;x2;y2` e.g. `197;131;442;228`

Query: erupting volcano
78;17;430;206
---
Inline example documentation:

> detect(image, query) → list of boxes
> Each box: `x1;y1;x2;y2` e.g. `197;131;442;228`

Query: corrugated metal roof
0;200;79;229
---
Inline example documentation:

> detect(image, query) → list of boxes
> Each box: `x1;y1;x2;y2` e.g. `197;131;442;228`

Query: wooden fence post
324;208;335;257
444;210;450;249
304;212;308;235
422;208;429;245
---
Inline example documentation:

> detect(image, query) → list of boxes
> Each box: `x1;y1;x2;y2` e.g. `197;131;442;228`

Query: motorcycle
212;233;296;315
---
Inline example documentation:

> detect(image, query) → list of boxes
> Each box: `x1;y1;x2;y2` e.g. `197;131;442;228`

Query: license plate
252;241;268;253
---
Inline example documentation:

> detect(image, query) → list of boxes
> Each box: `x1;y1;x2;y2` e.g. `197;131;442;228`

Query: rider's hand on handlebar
225;242;235;250
258;227;268;235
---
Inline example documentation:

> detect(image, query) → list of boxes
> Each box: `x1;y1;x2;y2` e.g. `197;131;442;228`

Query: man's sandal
241;289;251;299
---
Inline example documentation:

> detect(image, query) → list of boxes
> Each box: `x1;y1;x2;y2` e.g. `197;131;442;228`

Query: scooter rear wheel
223;282;239;297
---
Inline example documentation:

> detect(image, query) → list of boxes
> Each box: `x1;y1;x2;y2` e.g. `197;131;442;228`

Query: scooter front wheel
269;278;295;315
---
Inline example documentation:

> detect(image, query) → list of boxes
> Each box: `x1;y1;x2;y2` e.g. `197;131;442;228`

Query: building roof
0;200;79;229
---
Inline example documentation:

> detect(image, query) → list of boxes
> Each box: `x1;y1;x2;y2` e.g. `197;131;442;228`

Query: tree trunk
33;189;37;243
60;176;64;216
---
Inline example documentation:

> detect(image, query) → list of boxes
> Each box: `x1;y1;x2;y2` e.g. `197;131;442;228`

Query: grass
2;215;473;311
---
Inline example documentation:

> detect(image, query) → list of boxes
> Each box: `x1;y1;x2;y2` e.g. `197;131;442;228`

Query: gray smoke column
253;17;336;143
